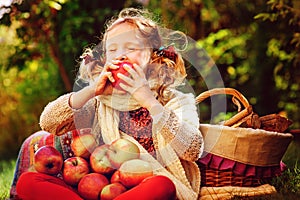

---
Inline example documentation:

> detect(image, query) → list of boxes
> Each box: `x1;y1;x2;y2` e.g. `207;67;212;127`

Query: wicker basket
196;88;293;187
199;165;272;187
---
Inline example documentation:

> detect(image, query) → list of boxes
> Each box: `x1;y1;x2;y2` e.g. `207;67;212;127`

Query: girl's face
105;22;151;69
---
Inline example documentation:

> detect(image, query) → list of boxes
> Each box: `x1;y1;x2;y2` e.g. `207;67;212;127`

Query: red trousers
16;172;176;200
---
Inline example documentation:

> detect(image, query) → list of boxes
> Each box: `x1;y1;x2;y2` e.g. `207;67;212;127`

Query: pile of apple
33;133;153;200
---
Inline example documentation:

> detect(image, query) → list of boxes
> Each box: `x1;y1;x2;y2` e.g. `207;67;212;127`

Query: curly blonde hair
77;7;187;104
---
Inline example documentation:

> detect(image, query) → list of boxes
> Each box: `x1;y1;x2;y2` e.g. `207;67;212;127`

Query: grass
0;160;300;200
232;163;300;200
0;160;16;200
267;164;300;199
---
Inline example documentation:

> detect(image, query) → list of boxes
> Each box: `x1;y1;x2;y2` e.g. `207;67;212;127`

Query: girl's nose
116;55;128;61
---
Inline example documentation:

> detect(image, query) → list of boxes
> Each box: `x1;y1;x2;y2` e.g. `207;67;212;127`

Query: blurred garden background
0;0;300;199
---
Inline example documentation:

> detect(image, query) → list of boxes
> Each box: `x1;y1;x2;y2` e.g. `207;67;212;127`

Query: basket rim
200;123;294;136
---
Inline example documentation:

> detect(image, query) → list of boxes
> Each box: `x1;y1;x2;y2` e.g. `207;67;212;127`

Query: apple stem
73;159;78;166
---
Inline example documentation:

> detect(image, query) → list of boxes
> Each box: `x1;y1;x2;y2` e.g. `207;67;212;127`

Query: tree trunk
49;42;72;92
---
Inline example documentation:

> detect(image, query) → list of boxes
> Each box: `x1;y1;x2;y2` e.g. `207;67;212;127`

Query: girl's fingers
117;73;134;86
132;63;145;77
123;64;139;79
119;83;130;93
106;71;115;83
124;63;147;81
103;62;119;72
103;63;110;72
109;64;119;70
93;71;114;95
112;60;122;65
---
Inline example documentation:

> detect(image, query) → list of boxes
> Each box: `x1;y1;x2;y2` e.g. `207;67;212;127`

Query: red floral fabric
119;107;155;157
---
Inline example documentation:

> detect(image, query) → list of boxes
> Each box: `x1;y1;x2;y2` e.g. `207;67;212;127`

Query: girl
13;7;203;200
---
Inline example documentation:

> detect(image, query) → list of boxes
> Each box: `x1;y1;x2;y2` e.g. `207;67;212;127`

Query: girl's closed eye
128;47;137;51
126;44;140;51
108;48;117;52
107;44;117;52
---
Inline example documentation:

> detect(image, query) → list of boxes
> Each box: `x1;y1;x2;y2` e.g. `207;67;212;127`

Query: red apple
71;133;97;159
62;156;90;186
33;145;63;175
110;170;121;183
107;138;140;169
119;159;153;188
110;61;134;90
78;173;109;200
100;182;127;200
90;144;115;175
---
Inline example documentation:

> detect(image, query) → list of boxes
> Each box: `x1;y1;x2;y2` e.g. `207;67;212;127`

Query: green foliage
0;23;22;67
55;0;117;78
0;58;62;159
254;0;300;128
272;162;300;194
197;28;253;86
0;22;62;159
3;0;124;91
0;160;16;199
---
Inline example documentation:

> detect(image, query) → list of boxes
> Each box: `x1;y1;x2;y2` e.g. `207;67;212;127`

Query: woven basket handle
195;88;253;127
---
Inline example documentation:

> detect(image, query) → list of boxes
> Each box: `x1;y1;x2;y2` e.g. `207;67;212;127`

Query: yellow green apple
119;159;153;188
107;138;140;169
71;133;97;159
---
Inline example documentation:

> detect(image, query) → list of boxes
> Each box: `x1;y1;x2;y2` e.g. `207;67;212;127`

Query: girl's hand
92;61;125;96
117;63;159;110
70;61;125;109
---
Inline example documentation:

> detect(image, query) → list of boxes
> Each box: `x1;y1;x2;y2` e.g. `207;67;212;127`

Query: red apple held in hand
33;145;63;175
100;182;127;200
110;61;134;90
119;159;153;188
71;133;97;159
63;156;90;186
107;138;140;169
78;173;109;200
90;144;115;175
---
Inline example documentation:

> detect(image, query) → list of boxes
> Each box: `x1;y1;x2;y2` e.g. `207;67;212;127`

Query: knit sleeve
152;92;204;162
39;93;96;135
